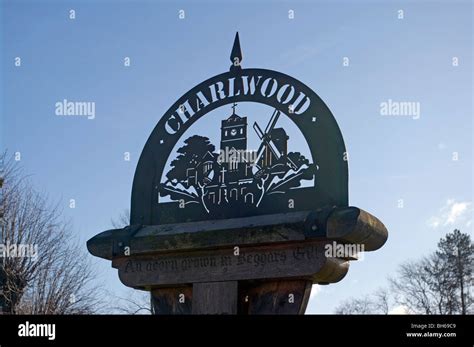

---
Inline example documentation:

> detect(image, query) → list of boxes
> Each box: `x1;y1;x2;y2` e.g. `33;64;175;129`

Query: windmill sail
254;109;284;168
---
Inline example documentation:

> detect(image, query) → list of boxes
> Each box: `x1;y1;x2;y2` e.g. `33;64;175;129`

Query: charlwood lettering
164;72;311;136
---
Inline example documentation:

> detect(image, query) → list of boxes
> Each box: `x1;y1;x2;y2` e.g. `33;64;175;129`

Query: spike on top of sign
230;32;242;71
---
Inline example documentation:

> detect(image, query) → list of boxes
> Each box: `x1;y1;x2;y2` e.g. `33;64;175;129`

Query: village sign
87;33;388;314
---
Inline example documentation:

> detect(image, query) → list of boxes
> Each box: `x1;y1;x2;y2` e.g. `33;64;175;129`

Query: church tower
220;103;247;152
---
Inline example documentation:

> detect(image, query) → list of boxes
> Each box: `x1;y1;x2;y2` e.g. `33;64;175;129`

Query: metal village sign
87;33;388;314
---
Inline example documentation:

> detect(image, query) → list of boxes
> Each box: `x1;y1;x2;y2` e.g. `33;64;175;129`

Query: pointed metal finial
231;102;237;114
230;32;242;71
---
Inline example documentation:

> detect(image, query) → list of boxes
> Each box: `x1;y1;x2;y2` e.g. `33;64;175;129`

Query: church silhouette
163;103;312;211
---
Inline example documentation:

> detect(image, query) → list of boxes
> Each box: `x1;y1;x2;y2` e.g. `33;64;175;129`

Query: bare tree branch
0;152;102;314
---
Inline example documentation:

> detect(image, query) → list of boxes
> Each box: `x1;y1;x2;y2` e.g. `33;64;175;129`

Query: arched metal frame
131;68;348;225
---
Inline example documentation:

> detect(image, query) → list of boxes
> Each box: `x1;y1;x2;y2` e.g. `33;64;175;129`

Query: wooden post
241;280;313;314
192;281;238;314
151;286;192;314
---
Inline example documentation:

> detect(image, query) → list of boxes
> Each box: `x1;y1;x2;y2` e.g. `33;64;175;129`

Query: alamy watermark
217;147;258;165
55;99;95;120
18;321;55;341
380;99;420;120
325;241;364;260
0;242;38;260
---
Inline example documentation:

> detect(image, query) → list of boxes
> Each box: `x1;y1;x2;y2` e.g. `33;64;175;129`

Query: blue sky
1;0;472;313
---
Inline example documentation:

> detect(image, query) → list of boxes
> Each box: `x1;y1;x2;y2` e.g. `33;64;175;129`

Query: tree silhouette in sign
161;135;217;212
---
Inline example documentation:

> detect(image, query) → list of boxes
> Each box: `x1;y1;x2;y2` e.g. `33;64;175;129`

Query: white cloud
427;199;472;229
310;284;321;299
389;305;409;315
445;201;469;225
427;217;440;228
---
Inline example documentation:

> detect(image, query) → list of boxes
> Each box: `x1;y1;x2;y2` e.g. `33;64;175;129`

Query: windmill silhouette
253;109;297;170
